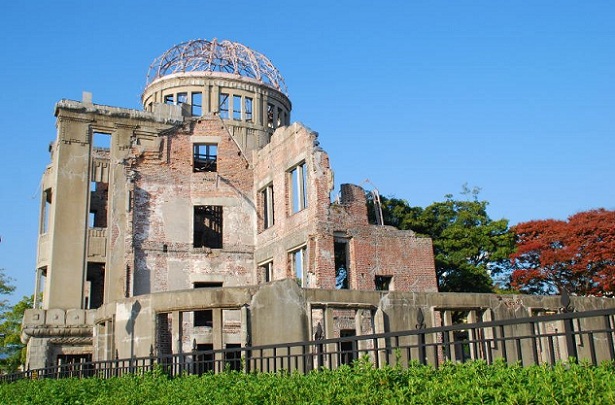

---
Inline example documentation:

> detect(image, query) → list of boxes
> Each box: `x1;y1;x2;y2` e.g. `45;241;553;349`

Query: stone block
66;309;85;326
23;309;46;326
46;308;66;326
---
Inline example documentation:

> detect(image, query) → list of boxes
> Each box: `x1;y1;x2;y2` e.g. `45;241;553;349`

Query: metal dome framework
146;39;288;95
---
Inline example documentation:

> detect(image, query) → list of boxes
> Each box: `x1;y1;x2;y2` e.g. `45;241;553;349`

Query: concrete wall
25;282;615;367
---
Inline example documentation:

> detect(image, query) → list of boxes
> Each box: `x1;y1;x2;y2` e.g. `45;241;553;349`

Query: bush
0;360;613;404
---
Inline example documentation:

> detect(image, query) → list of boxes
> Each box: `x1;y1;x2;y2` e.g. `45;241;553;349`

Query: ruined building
22;39;439;368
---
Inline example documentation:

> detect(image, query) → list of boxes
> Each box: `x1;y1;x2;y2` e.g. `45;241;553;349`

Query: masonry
22;39;441;369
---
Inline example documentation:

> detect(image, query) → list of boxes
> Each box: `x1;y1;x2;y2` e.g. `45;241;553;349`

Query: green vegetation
1;360;614;404
368;187;514;293
0;295;32;372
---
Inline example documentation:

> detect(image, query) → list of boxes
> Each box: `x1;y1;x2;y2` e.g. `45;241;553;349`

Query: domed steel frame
146;39;288;95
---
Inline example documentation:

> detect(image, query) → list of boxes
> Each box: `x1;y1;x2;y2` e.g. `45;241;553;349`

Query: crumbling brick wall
130;115;257;294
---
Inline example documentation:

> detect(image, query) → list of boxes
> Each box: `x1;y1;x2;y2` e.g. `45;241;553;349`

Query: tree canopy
0;295;32;372
369;188;514;292
0;268;21;372
510;209;615;296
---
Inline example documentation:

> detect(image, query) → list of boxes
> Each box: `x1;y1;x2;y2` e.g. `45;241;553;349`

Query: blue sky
0;1;614;302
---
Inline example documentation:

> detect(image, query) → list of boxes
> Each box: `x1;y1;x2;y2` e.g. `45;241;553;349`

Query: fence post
560;289;578;361
416;307;427;365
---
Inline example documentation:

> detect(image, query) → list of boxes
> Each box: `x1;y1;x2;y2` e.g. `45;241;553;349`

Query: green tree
0;269;22;373
368;187;514;292
0;295;31;373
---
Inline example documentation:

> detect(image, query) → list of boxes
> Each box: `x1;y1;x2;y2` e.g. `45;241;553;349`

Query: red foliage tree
510;209;615;295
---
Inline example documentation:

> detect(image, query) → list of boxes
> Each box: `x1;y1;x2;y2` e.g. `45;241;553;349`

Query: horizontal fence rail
3;307;615;383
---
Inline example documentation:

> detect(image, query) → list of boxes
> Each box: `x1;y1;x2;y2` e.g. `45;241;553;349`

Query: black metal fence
3;306;615;383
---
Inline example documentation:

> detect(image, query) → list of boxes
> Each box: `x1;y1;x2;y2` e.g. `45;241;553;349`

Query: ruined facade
22;39;439;368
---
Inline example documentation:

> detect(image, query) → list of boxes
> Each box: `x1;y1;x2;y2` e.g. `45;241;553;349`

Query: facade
22;39;439;369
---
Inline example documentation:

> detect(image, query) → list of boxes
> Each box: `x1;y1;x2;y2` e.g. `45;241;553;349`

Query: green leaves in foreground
0;360;614;404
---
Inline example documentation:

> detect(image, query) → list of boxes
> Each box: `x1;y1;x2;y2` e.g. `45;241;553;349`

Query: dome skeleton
146;39;288;95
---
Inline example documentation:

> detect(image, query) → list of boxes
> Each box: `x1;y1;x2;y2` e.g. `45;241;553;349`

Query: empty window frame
194;343;214;374
41;188;52;234
375;275;393;291
193;282;222;326
267;103;274;128
193;143;217;172
290;245;307;287
177;92;188;105
245;97;253;121
85;262;105;309
191;92;202;116
289;162;308;213
277;107;283;127
334;240;349;289
259;260;273;283
260;183;274;230
164;94;174;105
88;211;97;228
93;132;111;149
194;309;213;327
225;343;242;371
219;93;229;119
193;206;223;249
233;95;242;120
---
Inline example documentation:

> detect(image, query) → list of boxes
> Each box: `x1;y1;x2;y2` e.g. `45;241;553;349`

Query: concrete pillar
171;311;182;354
213;308;223;371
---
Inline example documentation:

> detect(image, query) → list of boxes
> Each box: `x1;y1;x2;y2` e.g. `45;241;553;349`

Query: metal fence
3;305;615;383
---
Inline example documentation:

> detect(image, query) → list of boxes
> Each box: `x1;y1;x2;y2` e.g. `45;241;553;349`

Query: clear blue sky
1;1;614;302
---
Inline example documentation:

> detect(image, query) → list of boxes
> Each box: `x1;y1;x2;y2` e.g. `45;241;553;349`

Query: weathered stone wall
130;114;257;295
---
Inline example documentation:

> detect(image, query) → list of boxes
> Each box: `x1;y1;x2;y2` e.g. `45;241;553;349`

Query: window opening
290;162;308;213
85;262;105;309
177;92;187;105
260;183;274;230
194;309;213;327
259;261;273;283
93;132;111;149
56;354;93;378
89;181;108;228
194;344;214;374
193;282;222;327
233;95;242;120
290;246;307;287
193;205;223;248
267;103;274;128
88;211;96;228
334;241;349;289
41;188;52;234
193;143;217;172
194;282;223;288
219;93;229;119
374;275;392;291
164;94;174;105
191;92;202;116
225;344;242;371
339;330;356;365
277;107;283;127
245;97;253;121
